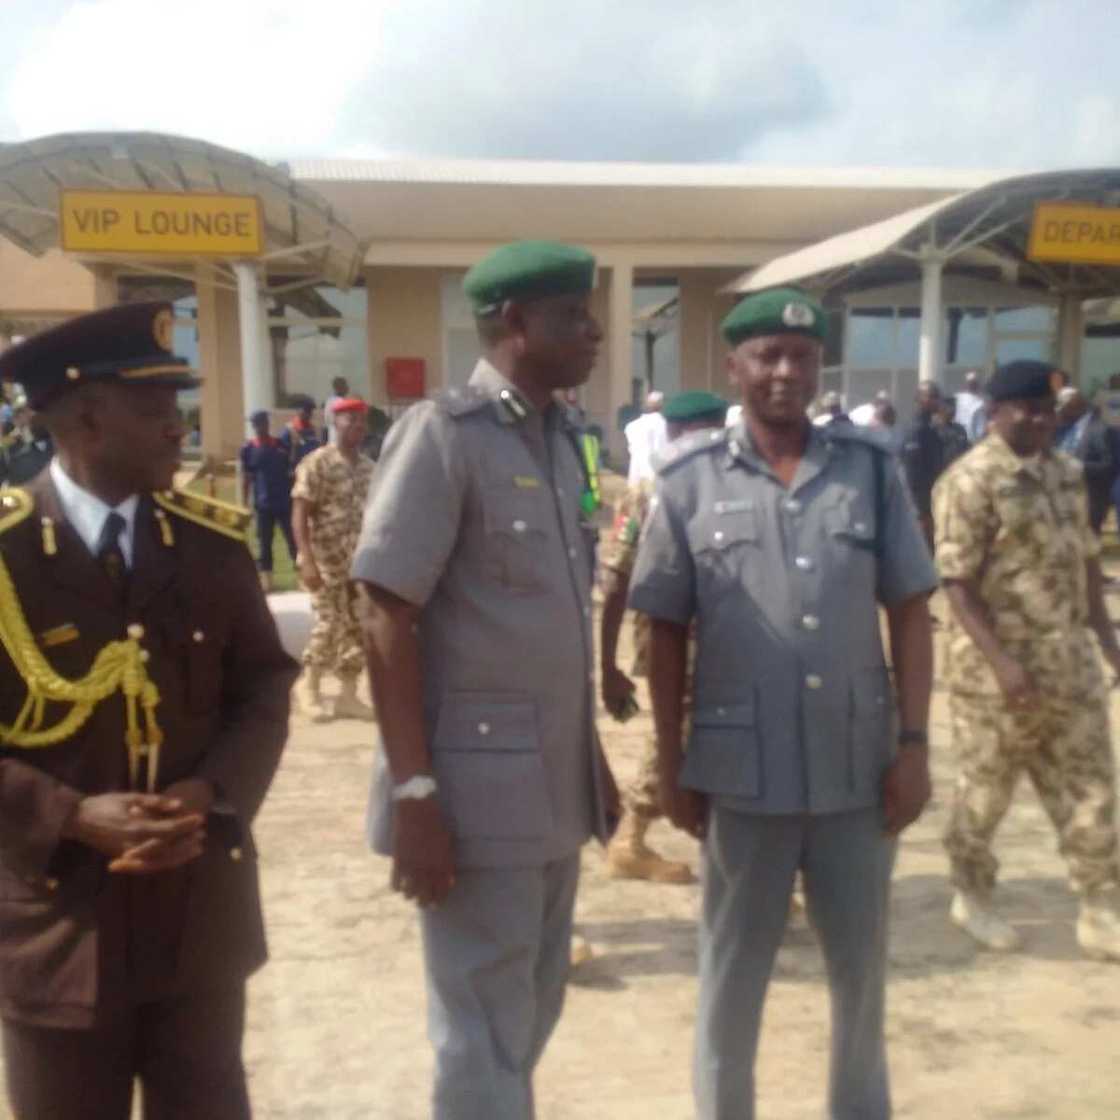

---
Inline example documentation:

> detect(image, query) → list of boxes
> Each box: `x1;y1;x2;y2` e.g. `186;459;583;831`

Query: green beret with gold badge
663;390;729;423
721;287;827;346
463;240;597;315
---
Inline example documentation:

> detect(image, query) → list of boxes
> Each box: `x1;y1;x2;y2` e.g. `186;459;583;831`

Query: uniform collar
48;457;139;566
725;417;834;494
468;358;558;428
983;430;1048;478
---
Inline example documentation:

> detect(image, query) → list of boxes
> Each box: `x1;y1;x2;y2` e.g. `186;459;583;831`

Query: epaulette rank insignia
153;488;251;543
0;487;33;536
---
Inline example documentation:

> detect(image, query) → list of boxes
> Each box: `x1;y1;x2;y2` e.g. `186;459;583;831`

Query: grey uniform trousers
420;852;581;1120
695;807;896;1120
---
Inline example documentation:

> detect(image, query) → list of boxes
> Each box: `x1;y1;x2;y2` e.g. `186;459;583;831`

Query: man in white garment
624;391;667;484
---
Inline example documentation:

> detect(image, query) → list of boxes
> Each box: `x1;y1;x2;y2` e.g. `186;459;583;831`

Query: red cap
331;397;369;415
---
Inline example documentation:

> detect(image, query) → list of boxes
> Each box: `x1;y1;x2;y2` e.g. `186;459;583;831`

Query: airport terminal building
2;132;1120;459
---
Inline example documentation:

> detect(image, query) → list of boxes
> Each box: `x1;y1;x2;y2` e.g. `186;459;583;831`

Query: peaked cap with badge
462;240;596;315
721;286;828;346
0;301;198;411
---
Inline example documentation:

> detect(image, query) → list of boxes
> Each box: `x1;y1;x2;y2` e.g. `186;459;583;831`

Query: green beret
721;287;827;346
463;240;596;314
663;390;729;423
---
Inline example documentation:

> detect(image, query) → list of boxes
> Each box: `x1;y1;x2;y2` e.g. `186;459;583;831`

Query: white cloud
1;0;1119;170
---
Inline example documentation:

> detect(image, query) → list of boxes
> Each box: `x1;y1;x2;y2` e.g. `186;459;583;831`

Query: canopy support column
608;261;634;462
918;245;944;384
1057;293;1084;382
234;260;273;427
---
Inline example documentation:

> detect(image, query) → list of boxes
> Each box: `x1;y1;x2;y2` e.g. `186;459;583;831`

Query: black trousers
2;985;249;1120
255;506;296;573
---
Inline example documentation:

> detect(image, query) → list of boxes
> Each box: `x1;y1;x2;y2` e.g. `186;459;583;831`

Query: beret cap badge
152;308;175;351
782;302;815;328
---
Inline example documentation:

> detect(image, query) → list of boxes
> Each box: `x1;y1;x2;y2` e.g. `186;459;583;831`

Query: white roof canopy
727;168;1120;301
0;132;366;291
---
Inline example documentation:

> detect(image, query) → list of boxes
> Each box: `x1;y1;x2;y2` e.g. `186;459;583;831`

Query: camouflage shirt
933;432;1100;697
599;479;654;577
292;444;375;577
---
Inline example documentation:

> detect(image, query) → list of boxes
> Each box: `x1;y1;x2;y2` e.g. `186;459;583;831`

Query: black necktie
96;511;128;592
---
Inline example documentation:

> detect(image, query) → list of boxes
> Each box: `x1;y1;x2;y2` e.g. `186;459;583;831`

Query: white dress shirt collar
49;458;140;567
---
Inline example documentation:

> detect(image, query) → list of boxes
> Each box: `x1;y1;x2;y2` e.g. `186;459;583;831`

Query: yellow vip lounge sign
60;190;263;256
1028;201;1120;266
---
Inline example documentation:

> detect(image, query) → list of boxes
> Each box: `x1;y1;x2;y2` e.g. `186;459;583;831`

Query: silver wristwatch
391;775;438;802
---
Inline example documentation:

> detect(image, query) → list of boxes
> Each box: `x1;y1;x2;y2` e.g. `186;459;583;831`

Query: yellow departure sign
1028;201;1120;265
60;190;263;256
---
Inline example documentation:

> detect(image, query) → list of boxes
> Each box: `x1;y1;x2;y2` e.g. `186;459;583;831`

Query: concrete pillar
917;246;944;384
234;261;273;420
91;264;117;309
196;270;245;462
607;262;633;461
1057;292;1084;382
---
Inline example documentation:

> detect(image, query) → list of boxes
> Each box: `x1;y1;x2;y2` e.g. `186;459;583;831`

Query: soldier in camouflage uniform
600;391;728;883
292;397;377;723
934;360;1120;961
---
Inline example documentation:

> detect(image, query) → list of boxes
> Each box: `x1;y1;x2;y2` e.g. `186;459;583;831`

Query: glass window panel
994;305;1055;332
1081;336;1120;399
944;307;988;366
995;337;1050;364
823;309;844;368
848;369;892;408
895;308;920;367
847;308;895;366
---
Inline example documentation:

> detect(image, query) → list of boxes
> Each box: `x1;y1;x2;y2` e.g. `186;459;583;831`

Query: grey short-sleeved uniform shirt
352;359;607;868
628;420;936;816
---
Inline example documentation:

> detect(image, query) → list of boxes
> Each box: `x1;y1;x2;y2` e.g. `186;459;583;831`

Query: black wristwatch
898;729;929;748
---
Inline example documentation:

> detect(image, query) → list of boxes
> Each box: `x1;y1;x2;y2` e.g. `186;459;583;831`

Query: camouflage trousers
623;627;696;820
944;689;1120;896
303;574;364;677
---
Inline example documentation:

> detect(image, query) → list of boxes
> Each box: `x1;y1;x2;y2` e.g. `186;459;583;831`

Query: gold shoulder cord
0;487;164;791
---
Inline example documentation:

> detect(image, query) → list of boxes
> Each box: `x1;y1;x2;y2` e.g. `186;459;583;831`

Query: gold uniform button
229;847;243;862
66;367;81;381
44;877;59;891
127;623;145;640
192;630;205;643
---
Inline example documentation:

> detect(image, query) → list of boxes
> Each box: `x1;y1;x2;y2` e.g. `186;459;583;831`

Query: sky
0;0;1117;170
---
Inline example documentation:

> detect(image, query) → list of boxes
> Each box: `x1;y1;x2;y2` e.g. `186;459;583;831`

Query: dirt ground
235;609;1120;1120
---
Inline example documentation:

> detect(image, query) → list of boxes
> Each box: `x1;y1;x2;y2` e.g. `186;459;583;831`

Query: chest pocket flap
482;487;551;592
687;505;760;554
826;499;876;551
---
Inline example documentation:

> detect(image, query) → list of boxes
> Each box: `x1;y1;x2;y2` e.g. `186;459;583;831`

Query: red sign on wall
386;357;426;400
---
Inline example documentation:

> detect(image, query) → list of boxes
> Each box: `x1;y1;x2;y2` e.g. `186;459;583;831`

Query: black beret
0;301;197;410
987;360;1060;403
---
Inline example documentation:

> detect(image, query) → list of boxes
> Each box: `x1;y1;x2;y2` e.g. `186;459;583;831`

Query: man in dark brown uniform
0;303;299;1119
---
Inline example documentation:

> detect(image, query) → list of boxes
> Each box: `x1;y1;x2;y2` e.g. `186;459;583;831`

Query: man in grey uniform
352;240;616;1120
629;287;936;1120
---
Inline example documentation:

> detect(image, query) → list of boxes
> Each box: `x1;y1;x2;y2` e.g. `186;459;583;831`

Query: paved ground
237;618;1120;1119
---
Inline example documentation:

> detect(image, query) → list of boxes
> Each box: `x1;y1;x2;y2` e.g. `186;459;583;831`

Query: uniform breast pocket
482;488;551;593
826;499;876;553
687;508;760;591
430;695;554;840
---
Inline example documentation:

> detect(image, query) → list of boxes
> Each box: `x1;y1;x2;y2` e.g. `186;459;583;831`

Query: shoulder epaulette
153;488;251;543
0;487;33;536
656;427;729;475
435;386;492;419
825;424;894;456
